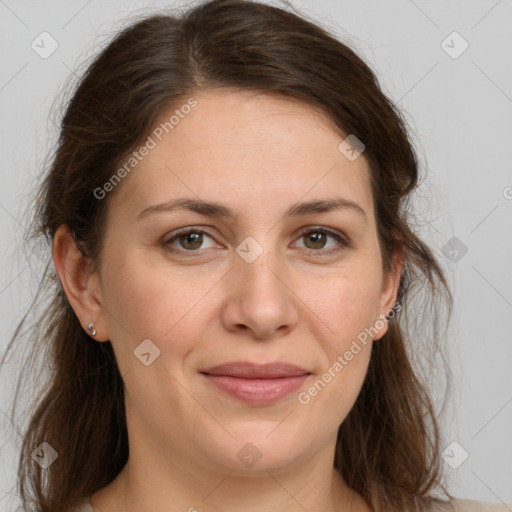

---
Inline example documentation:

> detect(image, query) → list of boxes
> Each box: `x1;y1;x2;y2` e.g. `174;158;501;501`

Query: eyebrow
136;197;367;223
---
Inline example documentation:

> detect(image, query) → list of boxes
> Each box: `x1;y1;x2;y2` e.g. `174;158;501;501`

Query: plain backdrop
0;1;511;510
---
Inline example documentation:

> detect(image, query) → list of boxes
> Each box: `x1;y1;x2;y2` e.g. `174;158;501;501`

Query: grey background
1;0;511;510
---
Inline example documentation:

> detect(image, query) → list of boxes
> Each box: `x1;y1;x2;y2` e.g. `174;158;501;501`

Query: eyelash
162;226;352;257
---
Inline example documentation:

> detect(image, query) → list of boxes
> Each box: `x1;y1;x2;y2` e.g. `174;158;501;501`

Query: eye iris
180;231;203;250
172;230;334;252
305;231;326;249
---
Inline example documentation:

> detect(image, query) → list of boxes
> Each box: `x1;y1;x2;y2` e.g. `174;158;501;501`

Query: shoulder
427;498;512;512
69;498;94;512
452;499;512;511
68;497;512;512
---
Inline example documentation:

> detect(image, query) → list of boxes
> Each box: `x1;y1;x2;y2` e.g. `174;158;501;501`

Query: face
81;89;400;474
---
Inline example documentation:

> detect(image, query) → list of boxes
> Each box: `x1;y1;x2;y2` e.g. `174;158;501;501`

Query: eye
163;228;219;255
292;227;350;255
163;226;351;257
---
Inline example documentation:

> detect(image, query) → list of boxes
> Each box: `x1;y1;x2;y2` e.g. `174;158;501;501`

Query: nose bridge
236;233;286;301
222;232;299;337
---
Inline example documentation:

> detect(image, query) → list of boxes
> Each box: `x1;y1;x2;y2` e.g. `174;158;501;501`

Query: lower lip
202;374;310;405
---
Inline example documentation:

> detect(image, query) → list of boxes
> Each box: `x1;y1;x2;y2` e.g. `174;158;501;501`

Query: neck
92;447;369;512
90;403;371;512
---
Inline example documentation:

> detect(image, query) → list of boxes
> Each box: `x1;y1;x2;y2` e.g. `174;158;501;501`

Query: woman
2;1;510;511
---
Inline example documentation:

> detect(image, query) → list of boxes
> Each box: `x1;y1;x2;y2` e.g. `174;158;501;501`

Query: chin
199;424;314;475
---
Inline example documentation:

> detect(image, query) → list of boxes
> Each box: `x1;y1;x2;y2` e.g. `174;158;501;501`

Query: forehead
109;88;374;223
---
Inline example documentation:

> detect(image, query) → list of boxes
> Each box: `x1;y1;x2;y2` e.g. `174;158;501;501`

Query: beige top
432;499;512;511
72;497;512;511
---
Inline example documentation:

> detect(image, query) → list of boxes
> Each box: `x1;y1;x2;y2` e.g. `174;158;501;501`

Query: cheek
297;326;373;436
297;271;379;426
302;265;383;344
319;343;372;430
100;251;222;363
318;269;382;413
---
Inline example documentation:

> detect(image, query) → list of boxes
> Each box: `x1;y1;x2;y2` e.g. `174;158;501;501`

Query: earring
87;323;97;337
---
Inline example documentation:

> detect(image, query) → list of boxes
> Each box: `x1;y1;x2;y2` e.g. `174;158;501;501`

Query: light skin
53;88;403;512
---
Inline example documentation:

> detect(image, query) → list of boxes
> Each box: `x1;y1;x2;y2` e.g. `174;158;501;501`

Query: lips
201;361;310;378
200;361;311;405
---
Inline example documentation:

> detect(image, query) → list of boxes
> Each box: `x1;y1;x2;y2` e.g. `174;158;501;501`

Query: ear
52;224;109;342
373;244;404;341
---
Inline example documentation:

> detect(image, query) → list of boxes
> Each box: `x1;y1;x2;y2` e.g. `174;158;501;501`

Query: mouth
200;361;312;405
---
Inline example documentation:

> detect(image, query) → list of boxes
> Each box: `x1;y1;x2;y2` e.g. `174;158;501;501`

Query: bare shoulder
427;498;512;512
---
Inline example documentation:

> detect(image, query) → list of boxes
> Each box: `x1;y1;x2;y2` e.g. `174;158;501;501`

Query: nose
220;247;300;340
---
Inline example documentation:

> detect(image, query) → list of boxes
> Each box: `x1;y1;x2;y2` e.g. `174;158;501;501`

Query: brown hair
1;1;454;511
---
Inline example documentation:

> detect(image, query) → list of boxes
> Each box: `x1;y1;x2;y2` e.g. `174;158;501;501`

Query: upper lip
201;361;311;378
